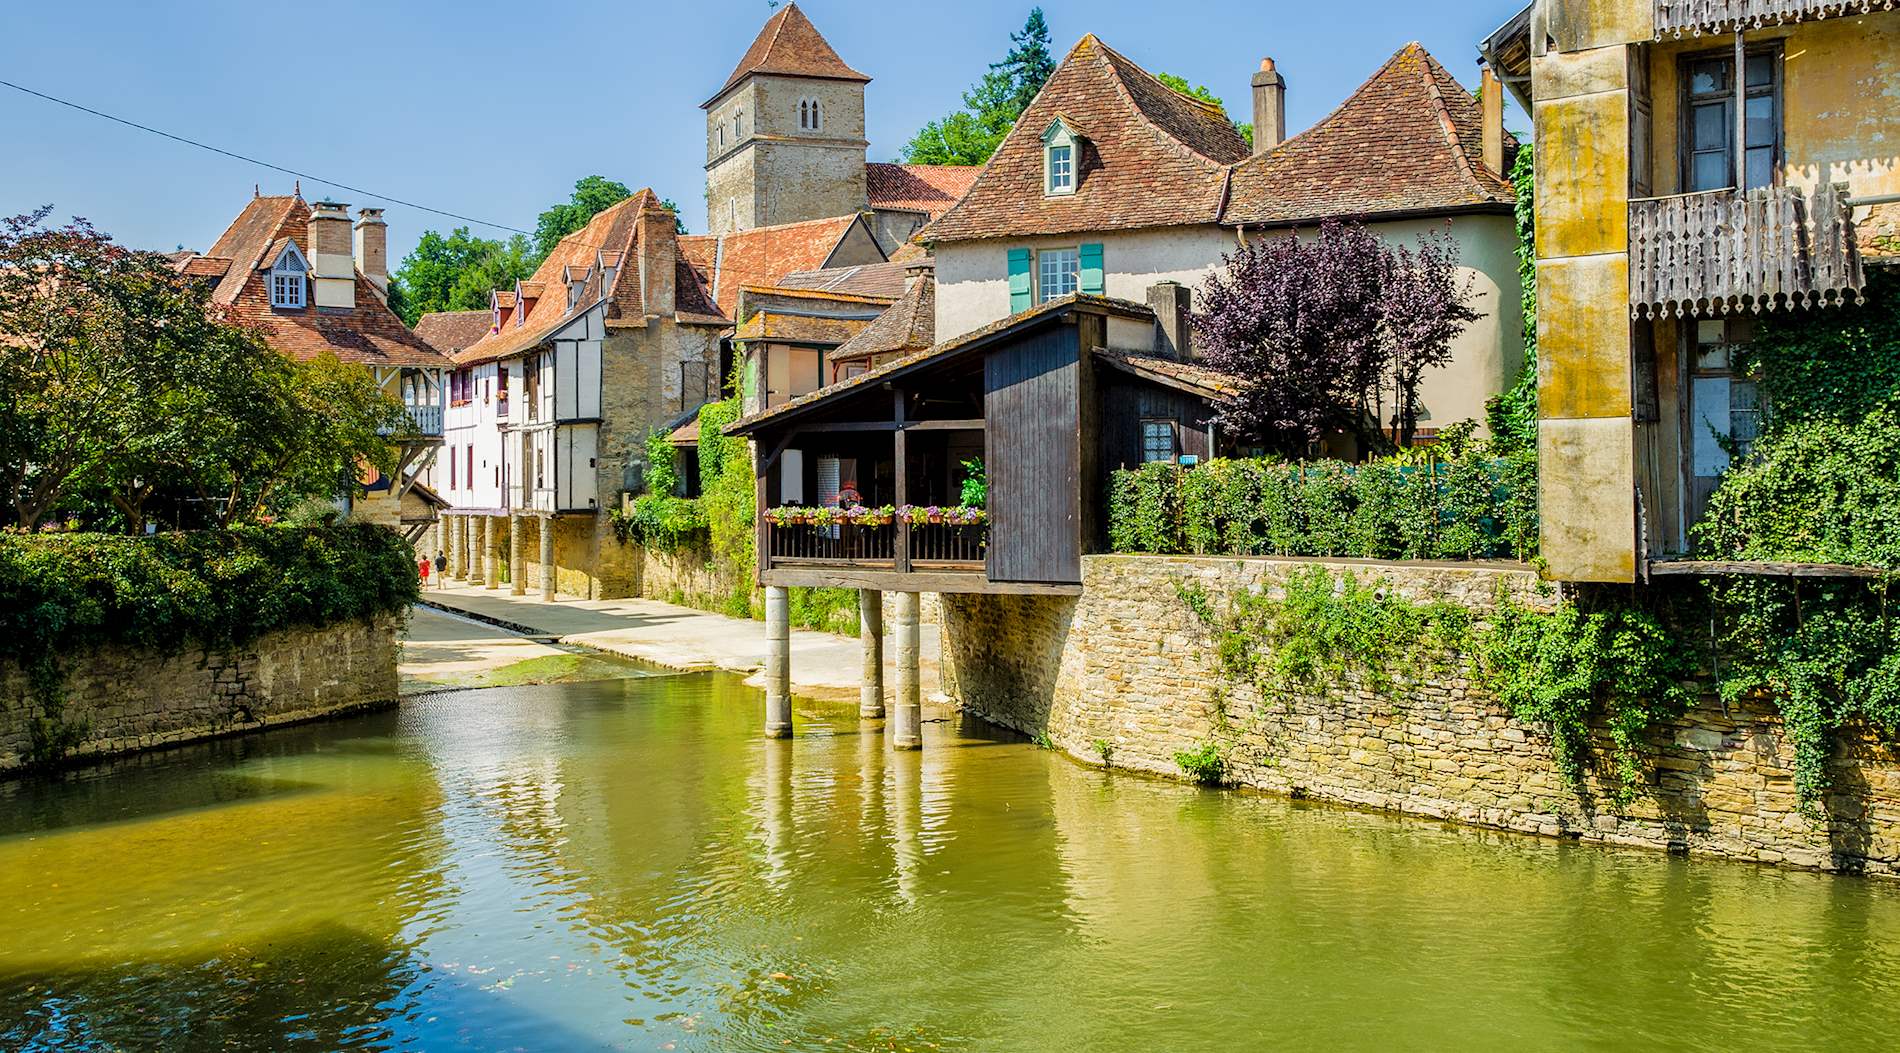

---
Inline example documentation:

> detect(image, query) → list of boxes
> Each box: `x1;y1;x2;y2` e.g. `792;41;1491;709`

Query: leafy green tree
901;8;1056;165
532;175;633;260
1157;73;1253;148
388;227;534;326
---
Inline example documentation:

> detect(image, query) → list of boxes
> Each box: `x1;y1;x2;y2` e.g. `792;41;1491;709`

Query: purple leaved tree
1382;226;1481;448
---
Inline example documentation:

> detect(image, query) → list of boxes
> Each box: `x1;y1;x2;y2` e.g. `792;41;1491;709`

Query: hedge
1108;455;1537;562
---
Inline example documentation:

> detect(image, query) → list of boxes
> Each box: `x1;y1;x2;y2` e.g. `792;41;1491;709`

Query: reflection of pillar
509;514;526;596
482;516;499;589
761;736;793;891
538;517;555;601
859;589;884;719
892;592;921;750
890;743;920;904
764;586;792;738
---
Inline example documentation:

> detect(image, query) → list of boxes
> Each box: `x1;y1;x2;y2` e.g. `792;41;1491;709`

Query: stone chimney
1147;281;1193;363
636;204;676;319
1481;65;1506;176
308;200;356;309
353;207;388;296
1250;58;1287;155
902;257;935;291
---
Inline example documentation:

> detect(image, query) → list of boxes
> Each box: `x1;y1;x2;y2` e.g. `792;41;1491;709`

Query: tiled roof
177;255;232;279
185;194;447;369
886;241;928;264
777;261;912;299
925;35;1252;243
1093;347;1241;396
831;276;934;362
733;311;876;345
707;2;868;106
676;214;880;319
413;310;494;355
733;285;890;344
866;163;980;218
1221;43;1517;227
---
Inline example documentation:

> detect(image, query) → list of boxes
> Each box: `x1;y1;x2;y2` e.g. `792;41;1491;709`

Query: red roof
706;2;868;106
413;310;494;355
1221;43;1518;227
866;163;980;218
676;214;883;319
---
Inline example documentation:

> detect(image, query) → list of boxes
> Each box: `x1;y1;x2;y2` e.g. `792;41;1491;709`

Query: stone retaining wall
940;555;1900;877
0;615;402;773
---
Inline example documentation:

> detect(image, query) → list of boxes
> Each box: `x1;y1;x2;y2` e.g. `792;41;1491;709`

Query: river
2;667;1897;1051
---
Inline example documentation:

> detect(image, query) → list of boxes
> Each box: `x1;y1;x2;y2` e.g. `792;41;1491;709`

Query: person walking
433;550;448;589
418;554;431;589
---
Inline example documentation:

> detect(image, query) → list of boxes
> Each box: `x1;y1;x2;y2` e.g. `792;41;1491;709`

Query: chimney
636;204;676;319
308;200;355;309
1147;281;1193;363
1250;58;1287;155
902;257;935;291
1481;65;1506;176
353;207;388;296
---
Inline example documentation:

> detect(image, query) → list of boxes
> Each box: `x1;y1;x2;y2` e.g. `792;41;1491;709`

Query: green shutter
1079;243;1105;295
1007;248;1033;313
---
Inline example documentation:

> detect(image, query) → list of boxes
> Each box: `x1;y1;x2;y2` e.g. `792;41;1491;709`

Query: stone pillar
764;585;792;739
456;516;473;582
509;514;526;596
443;514;458;582
482;516;499;589
538;517;556;601
859;589;885;719
891;591;921;751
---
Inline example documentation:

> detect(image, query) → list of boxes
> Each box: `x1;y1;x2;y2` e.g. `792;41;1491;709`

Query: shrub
1174;742;1226;785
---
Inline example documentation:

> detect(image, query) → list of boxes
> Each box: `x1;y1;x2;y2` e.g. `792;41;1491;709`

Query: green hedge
1109;455;1537;562
0;523;418;667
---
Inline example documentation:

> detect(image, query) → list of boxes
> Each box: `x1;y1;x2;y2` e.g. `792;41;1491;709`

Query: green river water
2;668;1897;1051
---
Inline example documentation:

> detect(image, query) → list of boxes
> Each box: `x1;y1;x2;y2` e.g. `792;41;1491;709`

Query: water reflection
1;672;1897;1051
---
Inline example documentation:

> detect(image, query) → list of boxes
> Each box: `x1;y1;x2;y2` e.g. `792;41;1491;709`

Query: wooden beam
792;421;898;433
902;418;986;432
893;387;910;573
763;565;1081;596
1647;559;1892;580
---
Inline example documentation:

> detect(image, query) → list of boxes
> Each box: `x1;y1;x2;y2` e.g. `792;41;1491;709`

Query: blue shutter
1007;248;1033;313
1079;243;1105;295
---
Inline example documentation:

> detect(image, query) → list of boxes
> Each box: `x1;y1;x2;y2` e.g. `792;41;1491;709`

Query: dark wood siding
1100;375;1216;472
985;327;1081;584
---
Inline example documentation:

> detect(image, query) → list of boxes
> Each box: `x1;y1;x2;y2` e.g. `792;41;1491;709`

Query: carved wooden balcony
1655;0;1897;37
1628;183;1865;319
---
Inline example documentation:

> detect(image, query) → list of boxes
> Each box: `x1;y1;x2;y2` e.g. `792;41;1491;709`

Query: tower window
734;108;744;139
799;97;823;131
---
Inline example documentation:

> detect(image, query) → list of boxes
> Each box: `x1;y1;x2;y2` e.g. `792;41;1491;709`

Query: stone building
926;35;1525;445
1481;0;1900;581
174;189;449;537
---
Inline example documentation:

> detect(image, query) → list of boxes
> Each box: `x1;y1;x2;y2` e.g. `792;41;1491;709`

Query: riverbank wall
940;555;1900;877
0;614;401;774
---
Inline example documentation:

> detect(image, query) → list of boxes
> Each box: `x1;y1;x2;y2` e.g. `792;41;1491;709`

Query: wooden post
891;591;921;750
1733;30;1747;193
893;388;911;574
859;589;885;719
764;585;793;738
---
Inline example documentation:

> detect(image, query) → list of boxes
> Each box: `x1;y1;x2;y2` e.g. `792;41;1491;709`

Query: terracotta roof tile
707;2;868;106
177;255;232;279
676;214;880;319
733;310;877;345
865;163;980;218
776;261;911;299
925;35;1251;243
413;310;495;355
1221;44;1517;227
1093;347;1241;396
831;277;934;361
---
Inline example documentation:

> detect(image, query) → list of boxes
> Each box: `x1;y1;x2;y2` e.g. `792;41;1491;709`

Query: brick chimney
1147;281;1193;362
1250;58;1287;155
308;200;355;309
353;207;388;296
1481;65;1506;176
636;203;676;319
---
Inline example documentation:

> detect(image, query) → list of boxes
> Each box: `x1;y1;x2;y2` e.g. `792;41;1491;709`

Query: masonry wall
940;555;1900;877
0;615;402;773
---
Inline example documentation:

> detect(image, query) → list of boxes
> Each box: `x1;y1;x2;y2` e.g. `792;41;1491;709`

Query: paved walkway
415;582;942;704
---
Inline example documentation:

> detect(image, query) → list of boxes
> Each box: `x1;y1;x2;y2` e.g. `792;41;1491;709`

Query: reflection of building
1481;1;1894;580
175;190;449;537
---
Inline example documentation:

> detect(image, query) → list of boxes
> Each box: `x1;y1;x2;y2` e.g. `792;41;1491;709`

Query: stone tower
704;3;870;235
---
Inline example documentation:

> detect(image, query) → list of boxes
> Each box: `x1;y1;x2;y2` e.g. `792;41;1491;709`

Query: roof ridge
1410;44;1486;194
1091;37;1231;173
1095;36;1228;124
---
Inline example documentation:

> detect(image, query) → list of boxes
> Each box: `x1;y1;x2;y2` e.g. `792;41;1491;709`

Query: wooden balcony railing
766;520;988;570
1629;183;1864;319
1655;0;1895;37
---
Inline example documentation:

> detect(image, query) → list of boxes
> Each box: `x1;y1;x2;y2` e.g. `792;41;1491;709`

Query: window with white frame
1042;119;1080;196
1048;144;1074;193
269;247;306;308
1038;248;1079;302
799;97;822;131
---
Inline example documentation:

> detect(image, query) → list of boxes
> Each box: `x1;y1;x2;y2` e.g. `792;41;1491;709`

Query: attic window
799;97;822;132
1042;119;1081;196
268;245;306;309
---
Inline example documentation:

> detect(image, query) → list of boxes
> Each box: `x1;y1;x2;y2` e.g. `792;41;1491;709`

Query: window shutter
1079;243;1105;295
1007;248;1032;313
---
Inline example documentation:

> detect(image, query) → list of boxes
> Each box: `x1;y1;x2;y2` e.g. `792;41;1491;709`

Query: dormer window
1042;118;1083;197
799;97;822;132
268;242;308;309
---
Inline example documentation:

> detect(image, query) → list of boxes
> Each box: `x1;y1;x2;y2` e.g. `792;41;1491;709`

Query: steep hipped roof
184;194;446;369
1221;43;1517;227
925;34;1252;242
413;310;494;355
676;214;884;319
706;2;869;106
831;276;934;362
865;163;980;218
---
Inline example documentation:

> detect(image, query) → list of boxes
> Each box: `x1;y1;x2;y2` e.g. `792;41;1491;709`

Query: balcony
765;516;989;589
1628;183;1864;320
406;403;443;436
1655;0;1892;37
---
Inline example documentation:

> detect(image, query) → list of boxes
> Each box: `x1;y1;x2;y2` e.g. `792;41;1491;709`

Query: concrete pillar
859;589;885;719
509;514;526;596
764;585;792;739
891;591;921;751
538;516;556;601
482;516;499;589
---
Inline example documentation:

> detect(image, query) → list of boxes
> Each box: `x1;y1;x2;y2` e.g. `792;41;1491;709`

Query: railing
908;522;988;565
1655;0;1894;37
765;520;987;570
1629;183;1864;319
405;403;443;436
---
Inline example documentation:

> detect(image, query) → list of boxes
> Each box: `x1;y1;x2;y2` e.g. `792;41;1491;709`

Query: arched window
799;97;822;131
717;122;726;148
733;108;744;139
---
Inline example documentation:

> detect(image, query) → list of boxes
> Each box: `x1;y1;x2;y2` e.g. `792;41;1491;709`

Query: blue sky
1;0;1527;264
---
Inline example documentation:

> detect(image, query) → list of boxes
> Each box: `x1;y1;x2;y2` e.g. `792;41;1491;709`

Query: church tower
704;3;870;235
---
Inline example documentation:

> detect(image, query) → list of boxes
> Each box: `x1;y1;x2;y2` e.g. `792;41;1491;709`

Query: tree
901;8;1056;166
659;198;688;235
1192;219;1482;456
1157;72;1253;148
389;227;535;326
532;175;633;260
